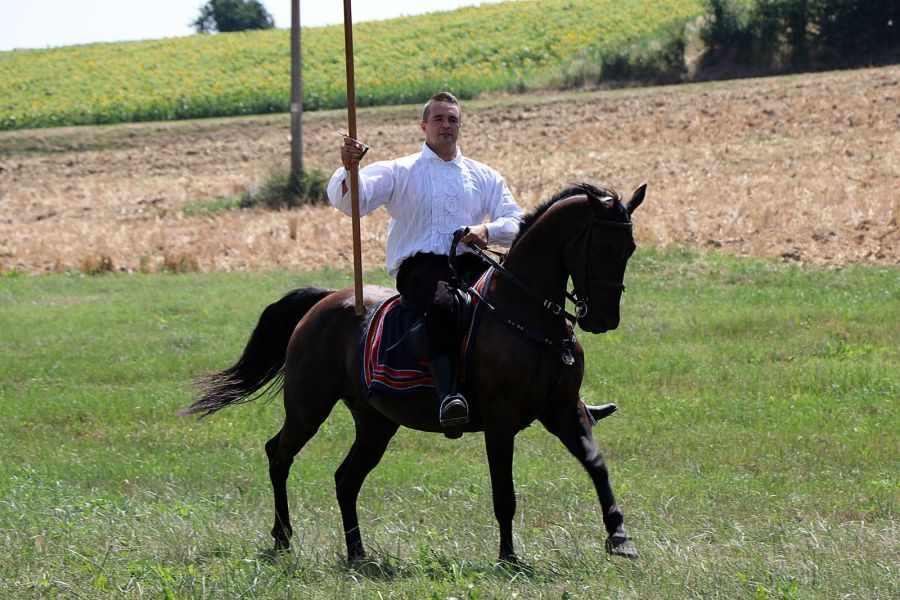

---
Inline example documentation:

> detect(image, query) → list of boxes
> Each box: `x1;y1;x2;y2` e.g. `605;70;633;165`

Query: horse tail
181;286;334;417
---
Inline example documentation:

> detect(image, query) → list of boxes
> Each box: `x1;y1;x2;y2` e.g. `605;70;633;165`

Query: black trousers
396;252;487;359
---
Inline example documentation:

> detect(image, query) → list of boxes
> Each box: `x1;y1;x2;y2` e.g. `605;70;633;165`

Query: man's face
420;101;461;158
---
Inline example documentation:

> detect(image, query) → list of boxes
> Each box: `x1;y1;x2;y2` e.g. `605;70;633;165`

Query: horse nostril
585;317;608;333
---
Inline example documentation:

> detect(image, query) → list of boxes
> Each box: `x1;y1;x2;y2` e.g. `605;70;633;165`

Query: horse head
564;183;646;334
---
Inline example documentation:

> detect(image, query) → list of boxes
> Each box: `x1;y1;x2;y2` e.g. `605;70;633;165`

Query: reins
450;229;586;325
448;202;633;365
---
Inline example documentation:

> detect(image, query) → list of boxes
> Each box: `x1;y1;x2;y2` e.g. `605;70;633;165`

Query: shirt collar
421;141;461;164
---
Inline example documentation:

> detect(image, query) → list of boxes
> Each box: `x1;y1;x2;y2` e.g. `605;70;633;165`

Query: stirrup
439;393;469;427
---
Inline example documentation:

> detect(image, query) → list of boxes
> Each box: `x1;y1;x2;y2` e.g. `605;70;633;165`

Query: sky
0;0;508;52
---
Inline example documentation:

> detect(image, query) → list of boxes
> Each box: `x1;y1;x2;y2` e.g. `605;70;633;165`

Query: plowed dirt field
1;65;897;274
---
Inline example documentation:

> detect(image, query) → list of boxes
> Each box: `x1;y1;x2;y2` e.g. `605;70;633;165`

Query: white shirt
327;142;524;277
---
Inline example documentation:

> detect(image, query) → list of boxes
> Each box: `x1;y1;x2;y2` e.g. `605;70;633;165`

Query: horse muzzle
578;313;619;334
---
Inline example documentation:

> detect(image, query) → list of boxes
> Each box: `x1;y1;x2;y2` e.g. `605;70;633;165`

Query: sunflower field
0;0;704;131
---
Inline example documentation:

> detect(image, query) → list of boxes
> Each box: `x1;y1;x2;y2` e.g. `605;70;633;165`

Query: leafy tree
192;0;275;33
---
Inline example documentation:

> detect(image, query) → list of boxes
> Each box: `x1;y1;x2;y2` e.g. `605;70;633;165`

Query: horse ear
582;183;616;211
626;183;647;215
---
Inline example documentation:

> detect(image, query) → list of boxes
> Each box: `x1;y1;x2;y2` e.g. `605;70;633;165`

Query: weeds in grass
80;254;115;275
161;252;200;273
239;167;329;210
180;196;242;217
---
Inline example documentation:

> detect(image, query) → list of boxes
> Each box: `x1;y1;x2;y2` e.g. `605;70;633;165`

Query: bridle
563;215;633;319
449;210;633;364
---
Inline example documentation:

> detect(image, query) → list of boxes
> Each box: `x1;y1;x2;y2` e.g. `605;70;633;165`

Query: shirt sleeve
327;162;397;217
482;175;524;247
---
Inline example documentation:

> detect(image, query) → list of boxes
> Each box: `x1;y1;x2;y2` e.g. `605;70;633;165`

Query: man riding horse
187;101;645;557
327;91;615;431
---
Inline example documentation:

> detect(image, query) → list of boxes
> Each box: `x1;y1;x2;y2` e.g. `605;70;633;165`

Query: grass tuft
180;196;242;217
161;252;200;273
79;253;116;275
239;167;329;210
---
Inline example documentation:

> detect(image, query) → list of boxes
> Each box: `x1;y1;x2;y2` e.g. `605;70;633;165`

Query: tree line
701;0;899;72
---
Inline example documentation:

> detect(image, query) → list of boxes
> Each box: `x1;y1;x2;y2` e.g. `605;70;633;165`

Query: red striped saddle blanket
360;269;492;395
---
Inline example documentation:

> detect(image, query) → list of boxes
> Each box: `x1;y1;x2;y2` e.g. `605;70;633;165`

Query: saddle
360;271;491;396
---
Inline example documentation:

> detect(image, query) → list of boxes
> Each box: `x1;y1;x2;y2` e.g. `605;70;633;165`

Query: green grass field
1;250;896;598
0;0;703;131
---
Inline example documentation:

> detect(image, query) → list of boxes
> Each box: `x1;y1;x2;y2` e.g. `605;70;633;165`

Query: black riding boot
429;355;469;429
584;402;618;425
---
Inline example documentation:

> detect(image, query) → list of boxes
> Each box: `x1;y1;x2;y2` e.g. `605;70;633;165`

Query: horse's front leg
540;403;637;558
484;429;518;562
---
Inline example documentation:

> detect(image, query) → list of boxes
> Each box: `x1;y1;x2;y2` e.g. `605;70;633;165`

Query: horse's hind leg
334;404;399;560
540;405;637;558
265;425;304;551
265;384;339;551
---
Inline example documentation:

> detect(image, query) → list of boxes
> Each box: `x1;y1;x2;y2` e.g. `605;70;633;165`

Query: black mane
511;183;622;248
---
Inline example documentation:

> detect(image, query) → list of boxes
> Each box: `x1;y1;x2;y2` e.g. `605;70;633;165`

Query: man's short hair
422;91;461;122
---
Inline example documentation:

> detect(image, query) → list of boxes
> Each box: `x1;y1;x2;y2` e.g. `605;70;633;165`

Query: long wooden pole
343;0;365;316
290;0;302;178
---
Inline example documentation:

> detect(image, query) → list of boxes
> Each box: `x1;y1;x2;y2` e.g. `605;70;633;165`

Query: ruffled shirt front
327;142;524;277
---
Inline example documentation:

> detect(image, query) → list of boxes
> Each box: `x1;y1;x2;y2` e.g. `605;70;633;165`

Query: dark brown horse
183;182;646;563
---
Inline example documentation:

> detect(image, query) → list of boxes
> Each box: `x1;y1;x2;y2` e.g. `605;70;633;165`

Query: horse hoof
499;553;534;575
273;539;291;552
605;533;638;558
